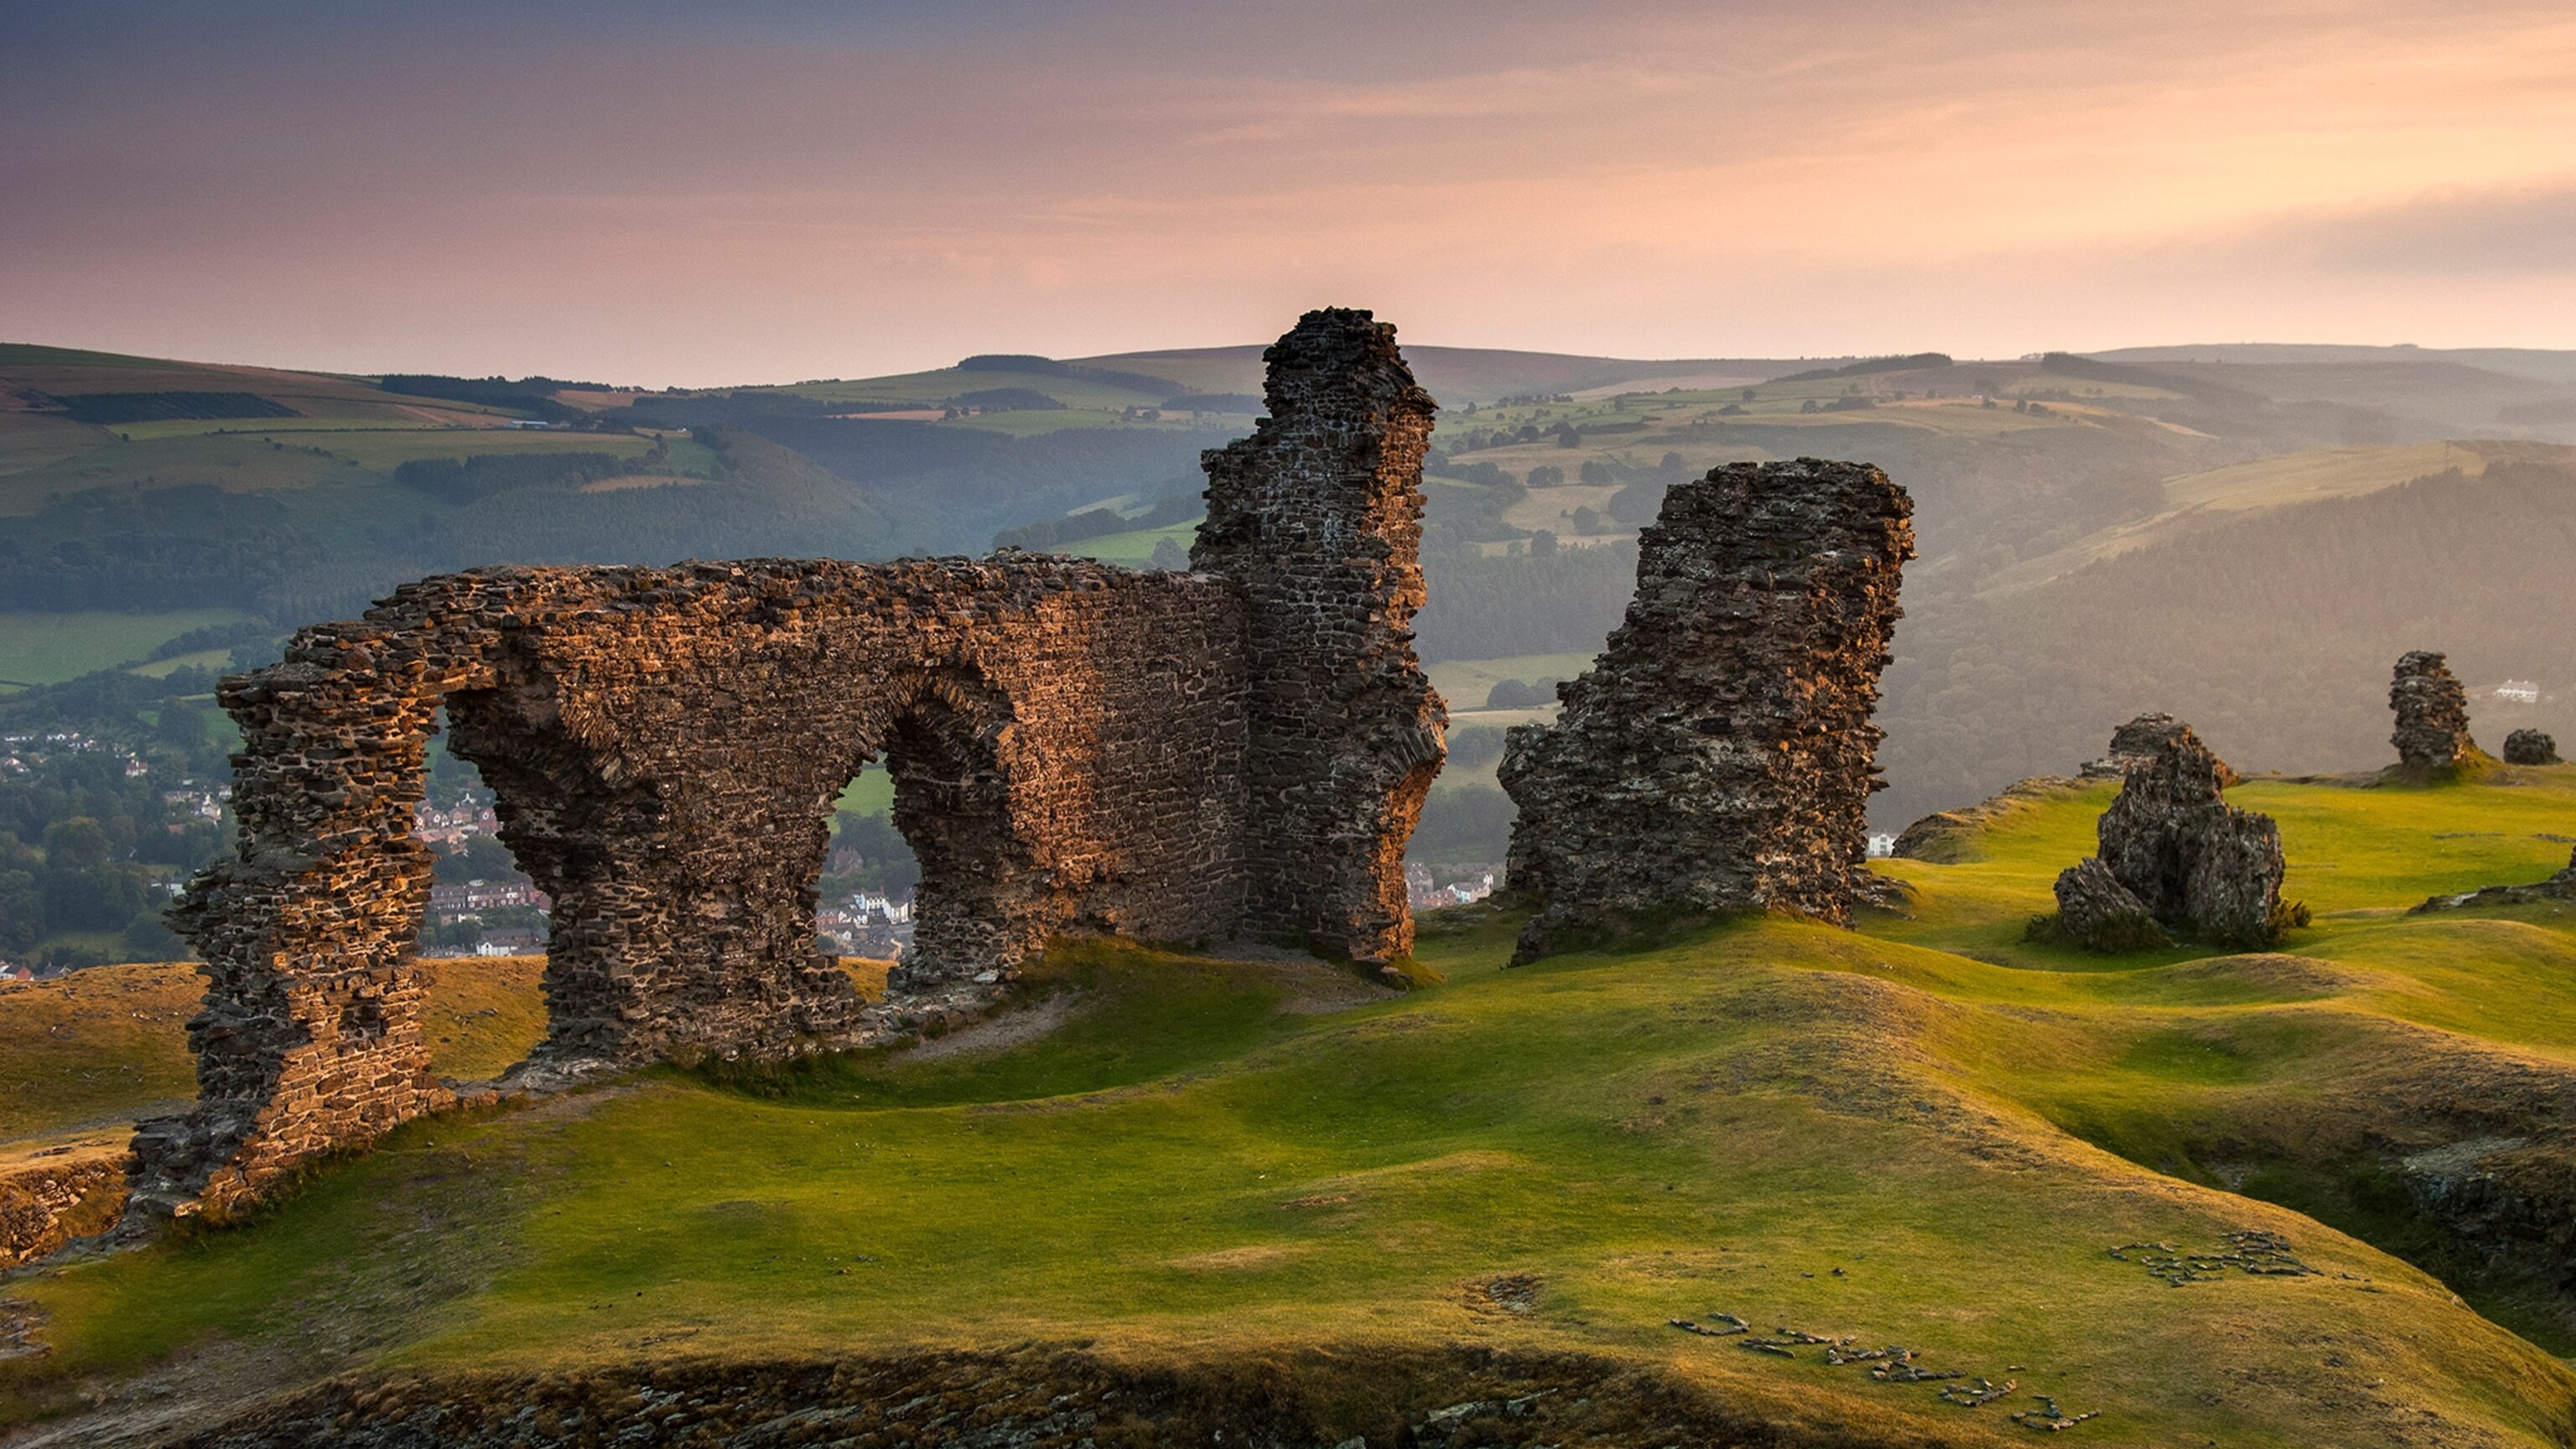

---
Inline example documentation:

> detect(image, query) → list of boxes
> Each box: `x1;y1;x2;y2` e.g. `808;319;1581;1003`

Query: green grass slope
7;772;2576;1442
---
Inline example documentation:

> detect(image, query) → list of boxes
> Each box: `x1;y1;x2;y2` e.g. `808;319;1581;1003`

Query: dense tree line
377;374;600;423
53;391;299;425
0;486;325;612
1412;543;1637;661
392;449;641;503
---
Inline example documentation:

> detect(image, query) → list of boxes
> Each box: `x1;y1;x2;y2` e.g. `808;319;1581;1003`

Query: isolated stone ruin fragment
131;307;1447;1220
2050;719;2286;951
1498;458;1914;963
2503;729;2560;766
2389;650;2475;771
2080;712;2240;787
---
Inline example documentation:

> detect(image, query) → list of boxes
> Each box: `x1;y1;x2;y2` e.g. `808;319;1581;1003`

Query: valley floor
4;767;2576;1446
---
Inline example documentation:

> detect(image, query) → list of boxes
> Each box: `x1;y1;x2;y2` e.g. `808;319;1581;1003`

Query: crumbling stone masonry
2079;713;2240;787
1498;459;1914;964
2504;730;2560;766
1;1148;129;1268
2390;651;2475;771
2051;720;2285;951
131;308;1446;1219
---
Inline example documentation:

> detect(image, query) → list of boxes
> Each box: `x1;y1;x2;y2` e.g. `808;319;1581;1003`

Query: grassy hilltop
4;766;2575;1445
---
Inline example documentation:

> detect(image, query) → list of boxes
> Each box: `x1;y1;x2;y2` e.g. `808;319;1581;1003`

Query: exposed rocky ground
112;1348;1888;1449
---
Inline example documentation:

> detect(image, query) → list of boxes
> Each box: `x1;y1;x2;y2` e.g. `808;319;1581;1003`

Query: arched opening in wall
409;702;551;1072
810;669;1027;1000
813;761;917;997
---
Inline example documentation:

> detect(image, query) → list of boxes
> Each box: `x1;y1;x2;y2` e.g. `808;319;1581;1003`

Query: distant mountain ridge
2099;342;2576;385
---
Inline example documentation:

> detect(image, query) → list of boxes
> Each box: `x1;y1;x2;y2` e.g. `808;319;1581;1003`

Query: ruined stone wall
1193;309;1446;966
1498;459;1914;963
2390;650;2475;770
135;309;1445;1219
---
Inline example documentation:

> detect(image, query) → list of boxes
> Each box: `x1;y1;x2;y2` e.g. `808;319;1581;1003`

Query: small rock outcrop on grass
1498;459;1914;963
1890;776;2080;862
2079;711;2240;787
2504;729;2561;766
2390;650;2475;770
132;308;1449;1222
2049;720;2288;950
2414;847;2576;913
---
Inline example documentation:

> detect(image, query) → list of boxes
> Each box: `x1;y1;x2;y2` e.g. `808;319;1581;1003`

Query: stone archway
133;307;1452;1223
879;667;1041;994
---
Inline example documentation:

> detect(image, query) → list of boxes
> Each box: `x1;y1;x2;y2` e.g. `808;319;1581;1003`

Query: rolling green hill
8;333;2576;884
6;768;2576;1445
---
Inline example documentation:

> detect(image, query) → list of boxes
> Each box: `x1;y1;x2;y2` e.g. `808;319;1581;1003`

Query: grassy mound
4;768;2576;1445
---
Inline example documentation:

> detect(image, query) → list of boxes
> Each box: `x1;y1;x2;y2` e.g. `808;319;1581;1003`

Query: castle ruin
132;309;1445;1218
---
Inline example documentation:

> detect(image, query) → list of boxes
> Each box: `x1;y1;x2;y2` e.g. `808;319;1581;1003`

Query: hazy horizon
8;0;2576;387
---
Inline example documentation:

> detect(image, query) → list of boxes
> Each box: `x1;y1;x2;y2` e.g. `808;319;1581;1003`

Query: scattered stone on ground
2389;650;2475;770
2108;1230;2319;1286
2504;729;2561;766
889;991;1082;1063
0;1297;48;1363
1665;1313;1748;1337
2049;720;2288;951
1500;458;1913;963
1475;1273;1542;1315
2012;1395;2101;1432
1938;1378;2018;1407
1872;1356;1968;1384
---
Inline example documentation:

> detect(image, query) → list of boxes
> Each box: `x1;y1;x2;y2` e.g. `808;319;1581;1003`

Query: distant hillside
10;332;2576;866
2102;342;2576;386
1078;344;1805;406
1877;454;2576;823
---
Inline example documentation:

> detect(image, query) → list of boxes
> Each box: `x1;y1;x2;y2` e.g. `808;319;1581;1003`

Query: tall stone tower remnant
1194;309;1446;964
132;308;1446;1220
1498;458;1915;964
2389;650;2475;771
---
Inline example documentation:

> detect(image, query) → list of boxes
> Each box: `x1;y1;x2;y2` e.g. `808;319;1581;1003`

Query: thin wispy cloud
4;0;2573;382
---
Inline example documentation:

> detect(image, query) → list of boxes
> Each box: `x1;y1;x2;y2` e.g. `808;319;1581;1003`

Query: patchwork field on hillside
3;766;2573;1445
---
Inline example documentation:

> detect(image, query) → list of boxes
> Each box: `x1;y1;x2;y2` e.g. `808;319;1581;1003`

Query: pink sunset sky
7;0;2575;386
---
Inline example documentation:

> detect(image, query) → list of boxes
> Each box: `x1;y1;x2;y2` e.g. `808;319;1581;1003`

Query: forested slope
1877;461;2576;822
